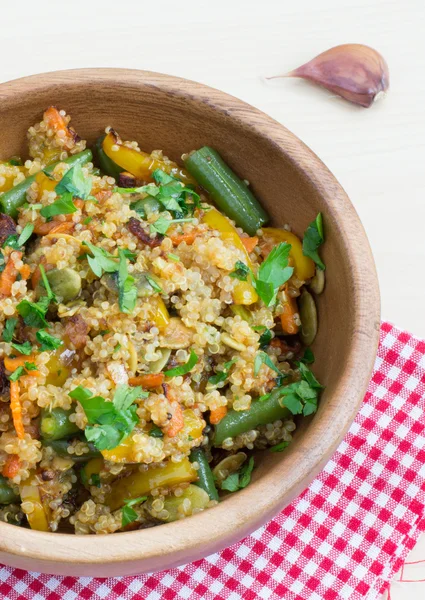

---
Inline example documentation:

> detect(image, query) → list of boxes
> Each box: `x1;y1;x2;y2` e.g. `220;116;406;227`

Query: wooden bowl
0;69;380;576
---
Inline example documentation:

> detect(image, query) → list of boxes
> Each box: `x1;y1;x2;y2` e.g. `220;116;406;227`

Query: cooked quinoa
0;107;324;534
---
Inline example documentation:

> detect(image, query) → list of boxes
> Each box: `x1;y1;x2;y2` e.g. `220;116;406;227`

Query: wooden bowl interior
0;70;380;575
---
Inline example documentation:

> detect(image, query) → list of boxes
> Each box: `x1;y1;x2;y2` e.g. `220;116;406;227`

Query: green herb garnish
9;366;25;381
117;249;137;314
113;343;121;353
82;242;118;277
230;261;249;281
149;426;164;438
3;224;34;250
150;216;196;236
83;216;93;225
208;359;236;386
302;213;325;270
253;351;282;377
2;318;17;343
279;363;323;417
269;441;290;453
300;348;315;364
55;163;92;200
252;326;273;349
164;349;198;377
40;192;77;219
145;274;162;293
221;456;254;492
252;242;293;307
121;496;148;527
167;253;180;262
10;341;32;356
36;330;63;352
24;362;38;371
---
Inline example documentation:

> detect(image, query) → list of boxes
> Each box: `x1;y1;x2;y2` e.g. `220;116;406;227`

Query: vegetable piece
103;130;195;184
0;474;19;504
147;297;170;331
188;447;218;502
221;456;254;492
262;227;315;281
252;242;293;307
10;380;24;439
146;484;210;523
269;441;290;453
298;290;318;346
43;439;101;462
164;349;198;377
280;292;299;335
302;213;325;270
93;135;123;179
106;457;197;510
271;44;389;108
0;253;20;297
2;454;21;479
19;472;51;531
0;150;92;218
128;373;164;388
36;268;81;304
309;266;325;295
202;207;258;305
165;404;184;438
213;386;291;446
212;452;247;487
184;147;269;235
230;305;253;323
80;457;104;489
40;408;80;441
33;219;75;236
240;236;258;253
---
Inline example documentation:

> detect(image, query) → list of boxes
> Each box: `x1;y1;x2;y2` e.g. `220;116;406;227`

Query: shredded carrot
280;293;299;335
33;219;75;235
170;232;198;246
4;354;37;372
18;264;31;280
73;198;84;210
44;106;68;134
209;405;228;425
128;373;165;388
165;404;184;438
0;252;21;297
241;236;259;253
94;190;113;203
2;454;21;478
10;381;24;439
48;221;75;235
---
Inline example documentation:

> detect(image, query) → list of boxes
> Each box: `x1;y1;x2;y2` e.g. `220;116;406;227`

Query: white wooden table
1;0;424;596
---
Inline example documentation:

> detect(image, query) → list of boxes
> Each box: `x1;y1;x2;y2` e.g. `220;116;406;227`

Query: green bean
43;439;101;463
190;447;219;501
0;149;93;218
183;147;269;236
40;408;80;441
0;474;19;504
213;387;291;446
93;135;122;179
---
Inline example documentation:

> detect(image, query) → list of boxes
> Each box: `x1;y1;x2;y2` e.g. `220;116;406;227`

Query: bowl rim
0;68;380;572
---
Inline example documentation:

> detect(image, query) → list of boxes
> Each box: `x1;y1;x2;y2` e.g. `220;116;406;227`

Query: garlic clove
269;44;389;108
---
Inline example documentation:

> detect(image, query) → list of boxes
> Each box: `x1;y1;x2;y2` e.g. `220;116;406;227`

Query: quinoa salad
0;107;325;534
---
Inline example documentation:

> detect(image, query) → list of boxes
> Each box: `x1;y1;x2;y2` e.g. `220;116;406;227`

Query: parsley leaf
82;242;119;277
164;349;198;377
145;274;162;293
55;163;92;200
17;223;34;246
39;265;57;303
208;359;236;386
10;341;32;355
2;236;21;250
253;351;282;377
40;192;77;219
252;242;293;306
121;249;137;263
300;348;315;364
16;295;50;328
252;326;273;349
278;363;323;417
121;496;148;527
149;425;164;438
36;330;63;352
269;441;290;453
221;457;255;492
114;183;159;196
73;384;148;451
302;213;325;270
24;362;37;371
149;216;195;236
2;318;17;343
117;249;137;314
9;366;25;381
230;261;249;281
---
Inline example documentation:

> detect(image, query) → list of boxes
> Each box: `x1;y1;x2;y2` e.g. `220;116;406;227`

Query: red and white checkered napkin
1;321;425;600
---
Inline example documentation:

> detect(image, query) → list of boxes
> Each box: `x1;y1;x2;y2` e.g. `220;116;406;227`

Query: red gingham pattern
1;321;425;600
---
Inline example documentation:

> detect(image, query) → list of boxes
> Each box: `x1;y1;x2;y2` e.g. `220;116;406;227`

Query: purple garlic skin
283;44;389;107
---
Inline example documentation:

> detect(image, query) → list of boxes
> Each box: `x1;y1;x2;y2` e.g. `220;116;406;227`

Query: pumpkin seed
309;268;325;295
299;290;318;346
212;452;247;487
146;484;210;522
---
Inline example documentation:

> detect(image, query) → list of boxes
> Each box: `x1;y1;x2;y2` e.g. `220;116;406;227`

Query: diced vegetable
146;484;210;522
19;472;51;531
213;387;291;446
280;292;299;335
189;447;219;501
93;135;123;179
184;147;269;236
262;227;315;282
0;149;92;218
40;408;80;441
106;457;197;510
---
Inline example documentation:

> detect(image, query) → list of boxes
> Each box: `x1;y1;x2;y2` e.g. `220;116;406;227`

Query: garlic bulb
269;44;389;108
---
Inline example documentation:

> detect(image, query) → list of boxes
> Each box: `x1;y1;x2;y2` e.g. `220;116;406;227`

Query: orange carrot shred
2;454;21;478
128;373;165;389
18;264;31;280
280;293;299;335
209;406;228;425
4;354;37;372
43;107;68;133
0;252;21;297
241;236;259;253
170;232;198;246
165;404;184;438
10;381;24;439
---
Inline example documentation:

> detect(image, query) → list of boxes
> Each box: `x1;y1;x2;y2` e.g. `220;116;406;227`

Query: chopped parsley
36;330;63;352
221;456;254;492
16;268;55;329
82;242;119;277
300;347;315;364
145;274;162;293
252;326;273;349
164;349;198;377
83;216;93;225
113;343;121;353
251;242;293;307
150;216;196;236
24;362;38;371
120;249;137;263
2;318;17;343
10;341;32;356
70;384;148;451
149;425;164;438
229;261;249;281
55;163;92;200
40;192;77;219
2;223;34;250
253;351;282;377
302;213;325;270
121;496;148;527
9;366;25;381
208;359;236;386
114;183;159;195
269;441;290;453
279;363;323;417
117;249;137;314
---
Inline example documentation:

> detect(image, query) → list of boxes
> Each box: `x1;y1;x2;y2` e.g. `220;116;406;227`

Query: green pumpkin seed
146;484;210;522
212;452;247;488
299;290;318;346
309;269;325;295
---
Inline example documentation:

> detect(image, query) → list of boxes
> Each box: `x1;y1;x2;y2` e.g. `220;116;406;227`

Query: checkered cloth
1;321;425;600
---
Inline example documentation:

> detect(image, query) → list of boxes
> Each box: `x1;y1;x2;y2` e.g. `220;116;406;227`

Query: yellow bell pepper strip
202;208;258;305
102;130;196;185
262;228;315;282
35;171;57;199
147;296;170;331
19;472;51;531
106;457;197;510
